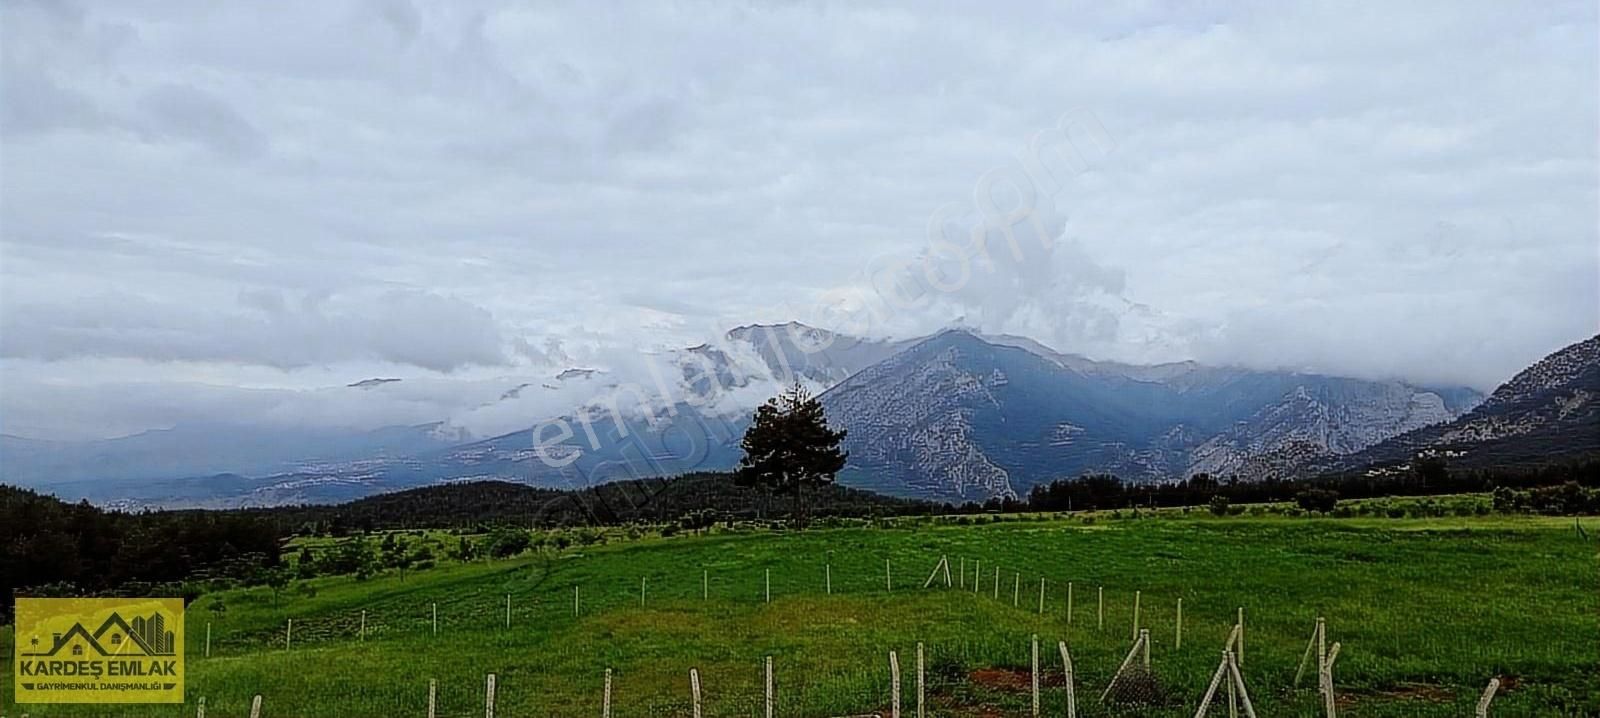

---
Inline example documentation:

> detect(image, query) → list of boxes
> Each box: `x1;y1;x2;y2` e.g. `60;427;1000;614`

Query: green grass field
5;510;1598;717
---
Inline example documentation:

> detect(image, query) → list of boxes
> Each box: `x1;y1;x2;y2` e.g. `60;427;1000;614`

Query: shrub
1295;489;1340;515
1208;495;1231;517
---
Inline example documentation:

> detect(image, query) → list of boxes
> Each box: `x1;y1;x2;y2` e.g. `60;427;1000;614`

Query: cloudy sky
2;0;1596;440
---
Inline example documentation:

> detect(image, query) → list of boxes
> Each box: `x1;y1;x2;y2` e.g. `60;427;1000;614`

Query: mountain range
6;322;1594;508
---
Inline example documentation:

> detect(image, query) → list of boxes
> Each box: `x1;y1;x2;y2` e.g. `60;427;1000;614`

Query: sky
2;0;1597;441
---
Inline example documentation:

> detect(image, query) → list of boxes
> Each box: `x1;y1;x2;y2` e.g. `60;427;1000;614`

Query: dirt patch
967;667;1064;692
1376;682;1455;702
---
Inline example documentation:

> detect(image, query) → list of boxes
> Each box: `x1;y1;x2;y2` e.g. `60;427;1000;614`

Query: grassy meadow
4;505;1598;717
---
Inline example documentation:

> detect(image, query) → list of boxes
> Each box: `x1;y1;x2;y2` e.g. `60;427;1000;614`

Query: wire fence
8;552;1509;717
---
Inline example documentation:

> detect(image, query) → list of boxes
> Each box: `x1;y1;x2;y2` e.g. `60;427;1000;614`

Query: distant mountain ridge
8;321;1526;508
817;330;1482;501
1324;334;1599;473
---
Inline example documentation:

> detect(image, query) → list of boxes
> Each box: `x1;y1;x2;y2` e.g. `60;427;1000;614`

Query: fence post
703;570;708;601
641;577;647;607
603;669;613;718
690;668;702;718
285;619;292;651
886;559;893;592
485;673;497;718
1058;641;1076;718
1236;607;1245;665
1194;652;1230;717
1067;582;1074;626
1226;651;1256;718
428;679;437;718
1132;591;1141;640
1030;634;1040;718
826;563;832;595
765;568;771;603
1013;573;1020;607
766;656;775;718
196;696;205;718
204;622;211;658
574;586;580;617
1140;629;1150;667
1317;618;1327;676
1097;587;1104;631
889;651;901;718
506;595;512;628
1175;598;1183;650
249;695;262;718
432;603;438;636
1320;642;1341;718
993;566;1000;599
1038;578;1046;615
959;558;965;589
916;642;926;718
360;610;366;642
1475;678;1500;718
973;559;980;594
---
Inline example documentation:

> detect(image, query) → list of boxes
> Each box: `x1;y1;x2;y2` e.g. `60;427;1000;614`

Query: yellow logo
13;598;185;704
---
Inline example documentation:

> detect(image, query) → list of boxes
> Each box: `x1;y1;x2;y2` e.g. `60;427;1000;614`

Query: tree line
0;485;282;622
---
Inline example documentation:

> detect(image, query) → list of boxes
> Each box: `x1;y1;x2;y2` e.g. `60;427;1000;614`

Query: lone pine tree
736;382;848;527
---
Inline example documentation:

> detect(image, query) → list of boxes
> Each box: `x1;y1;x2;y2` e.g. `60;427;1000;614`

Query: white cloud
1;0;1595;439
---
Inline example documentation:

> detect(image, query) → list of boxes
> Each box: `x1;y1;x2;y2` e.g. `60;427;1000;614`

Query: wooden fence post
196;696;205;718
1140;629;1150;667
603;669;613;718
765;568;771;603
1476;677;1500;718
1194;651;1230;718
766;656;775;718
1097;587;1104;631
916;642;926;718
1058;641;1076;718
889;651;901;718
959;558;965;589
1175;598;1183;650
1030;634;1040;718
360;610;366;642
506;595;512;628
1320;642;1341;718
1098;632;1147;703
1038;578;1046;615
973;559;980;594
1013;573;1020;607
826;563;832;594
1296;618;1325;688
574;586;580;617
427;679;437;718
484;673;497;718
1066;582;1074;625
432;603;438;636
886;559;893;592
690;668;702;718
285;619;292;651
703;570;708;601
992;566;1000;599
204;622;211;658
1132;591;1141;640
249;695;262;718
1236;607;1245;665
641;577;647;607
1226;651;1256;718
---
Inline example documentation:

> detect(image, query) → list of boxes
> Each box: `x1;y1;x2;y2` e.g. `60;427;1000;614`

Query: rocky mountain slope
819;330;1481;501
1327;334;1599;472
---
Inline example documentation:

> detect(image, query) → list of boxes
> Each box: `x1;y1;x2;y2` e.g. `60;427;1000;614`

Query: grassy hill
4;505;1597;717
